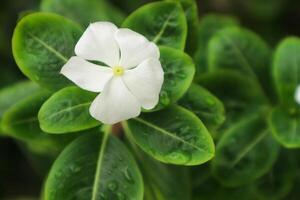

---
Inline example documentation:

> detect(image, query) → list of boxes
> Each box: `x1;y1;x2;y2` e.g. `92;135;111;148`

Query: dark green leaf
12;12;82;90
207;27;273;99
156;46;195;110
128;141;191;200
212;114;279;187
269;106;300;148
179;83;225;131
251;149;297;200
1;90;78;155
272;37;300;108
123;1;187;50
39;86;100;134
44;130;143;200
123;105;215;166
40;0;125;26
166;0;199;54
193;14;239;77
0;81;39;122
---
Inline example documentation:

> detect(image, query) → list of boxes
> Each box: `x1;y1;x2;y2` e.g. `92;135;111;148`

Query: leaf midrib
152;8;176;44
28;33;68;63
133;118;207;153
91;129;110;200
231;129;268;167
45;102;92;120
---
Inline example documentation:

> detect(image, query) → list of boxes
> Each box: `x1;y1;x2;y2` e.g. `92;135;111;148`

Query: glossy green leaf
156;46;195;110
193;14;239;77
208;27;273;99
128;141;191;200
212;114;279;187
179;83;225;131
39;86;99;134
0;81;39;122
123;105;215;166
40;0;125;26
251;149;297;200
269;106;300;148
166;0;199;54
123;1;187;50
1;90;78;155
12;12;82;90
272;37;300;108
44;130;143;200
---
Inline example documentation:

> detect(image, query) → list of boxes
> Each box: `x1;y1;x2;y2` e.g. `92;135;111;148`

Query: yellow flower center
112;66;124;76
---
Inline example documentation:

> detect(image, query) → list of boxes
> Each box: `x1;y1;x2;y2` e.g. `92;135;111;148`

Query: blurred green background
1;0;300;199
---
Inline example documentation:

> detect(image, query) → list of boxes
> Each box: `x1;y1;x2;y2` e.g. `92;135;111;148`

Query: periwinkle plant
0;0;299;199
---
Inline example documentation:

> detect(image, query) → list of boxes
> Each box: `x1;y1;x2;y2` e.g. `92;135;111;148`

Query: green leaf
166;0;199;54
122;1;187;50
193;14;239;77
269;106;300;148
251;149;297;200
127;141;191;200
1;90;78;155
0;81;39;122
156;46;195;110
199;71;268;133
179;83;225;131
12;12;82;90
44;130;143;200
123;105;215;166
212;114;279;187
39;86;100;134
272;37;300;108
40;0;125;26
207;27;273;99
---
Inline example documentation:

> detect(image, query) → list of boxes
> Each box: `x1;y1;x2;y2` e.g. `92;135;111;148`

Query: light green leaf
269;106;300;148
212;114;279;187
40;0;125;26
0;81;39;122
123;105;215;166
156;46;195;110
39;86;100;134
12;12;82;90
193;14;239;77
122;1;187;50
272;37;300;108
44;130;143;200
1;90;78;155
179;83;225;131
208;27;273;99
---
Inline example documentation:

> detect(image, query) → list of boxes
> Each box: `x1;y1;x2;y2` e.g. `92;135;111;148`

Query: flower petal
75;22;120;66
61;56;113;92
123;58;164;109
115;28;159;69
295;85;300;105
89;77;141;124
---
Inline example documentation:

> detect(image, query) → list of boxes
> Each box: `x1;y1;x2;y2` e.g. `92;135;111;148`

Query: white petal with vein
296;85;300;105
115;28;159;69
61;56;113;92
89;77;141;124
75;22;120;66
123;58;164;109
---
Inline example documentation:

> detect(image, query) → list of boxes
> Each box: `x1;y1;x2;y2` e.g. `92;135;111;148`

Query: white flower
295;85;300;105
61;22;164;124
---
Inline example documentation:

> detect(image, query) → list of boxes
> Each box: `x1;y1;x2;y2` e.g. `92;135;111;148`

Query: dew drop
108;181;118;191
69;164;81;173
123;168;134;184
177;73;187;79
117;192;126;200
